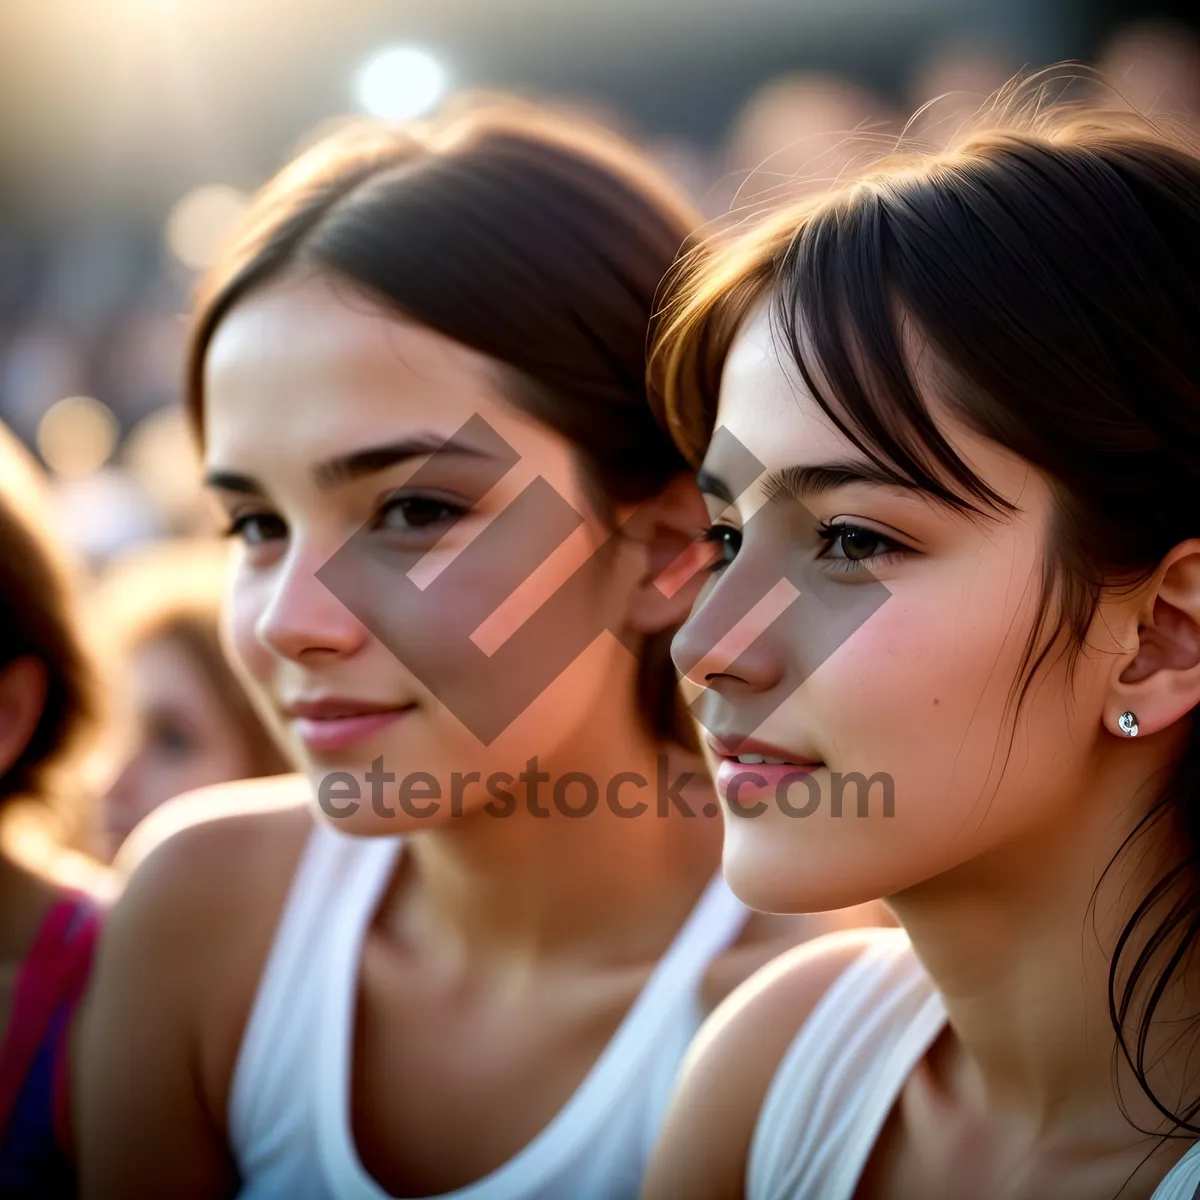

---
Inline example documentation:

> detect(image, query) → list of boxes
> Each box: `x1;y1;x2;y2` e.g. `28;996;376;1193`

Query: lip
283;697;417;754
714;757;823;785
704;734;821;765
705;734;824;813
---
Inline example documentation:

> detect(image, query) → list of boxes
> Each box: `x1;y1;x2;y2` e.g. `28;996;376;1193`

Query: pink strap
0;892;101;1144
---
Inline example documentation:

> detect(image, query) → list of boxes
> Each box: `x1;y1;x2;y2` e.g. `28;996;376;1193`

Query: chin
304;753;498;838
312;805;421;838
721;824;888;915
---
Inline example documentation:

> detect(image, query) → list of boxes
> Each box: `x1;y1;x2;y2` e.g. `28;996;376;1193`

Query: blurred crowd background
0;0;1197;863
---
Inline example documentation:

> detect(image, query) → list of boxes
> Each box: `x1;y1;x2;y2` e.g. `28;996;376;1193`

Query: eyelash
220;494;468;547
221;512;284;545
371;493;468;533
700;523;741;572
699;520;908;573
814;521;908;573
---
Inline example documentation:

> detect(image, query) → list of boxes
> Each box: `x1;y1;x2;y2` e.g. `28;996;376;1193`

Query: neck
892;734;1196;1152
386;722;723;972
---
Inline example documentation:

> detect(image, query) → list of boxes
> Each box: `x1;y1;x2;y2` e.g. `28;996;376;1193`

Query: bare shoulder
702;899;897;1012
90;775;317;1118
97;770;316;1006
114;772;315;877
99;772;317;1024
76;777;320;1192
642;927;898;1200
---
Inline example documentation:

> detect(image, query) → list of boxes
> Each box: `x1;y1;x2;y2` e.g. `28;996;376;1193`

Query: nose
671;564;793;694
255;544;369;664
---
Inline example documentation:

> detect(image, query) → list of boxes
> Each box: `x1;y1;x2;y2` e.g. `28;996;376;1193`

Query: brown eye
376;495;466;532
226;513;286;544
817;521;903;568
838;527;882;561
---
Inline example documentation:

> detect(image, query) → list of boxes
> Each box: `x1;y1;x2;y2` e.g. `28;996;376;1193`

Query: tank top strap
747;928;945;1200
228;822;402;1157
310;867;751;1200
1151;1140;1200;1198
636;871;751;1019
741;927;1200;1200
552;869;750;1116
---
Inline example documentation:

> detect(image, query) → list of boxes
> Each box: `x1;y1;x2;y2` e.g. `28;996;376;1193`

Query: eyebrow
695;469;733;504
698;459;920;506
203;433;497;496
763;461;922;501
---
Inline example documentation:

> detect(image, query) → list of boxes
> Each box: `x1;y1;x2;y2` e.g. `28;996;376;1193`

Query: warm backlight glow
354;45;446;120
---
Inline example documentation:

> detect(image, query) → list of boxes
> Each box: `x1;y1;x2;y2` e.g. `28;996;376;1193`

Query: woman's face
104;635;252;858
202;272;651;836
673;306;1127;913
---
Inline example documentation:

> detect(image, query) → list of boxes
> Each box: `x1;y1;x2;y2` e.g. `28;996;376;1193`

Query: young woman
0;422;106;1195
94;540;291;861
641;97;1200;1199
76;99;884;1199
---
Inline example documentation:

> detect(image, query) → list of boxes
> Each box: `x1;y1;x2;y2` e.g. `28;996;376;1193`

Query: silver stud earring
1118;711;1139;737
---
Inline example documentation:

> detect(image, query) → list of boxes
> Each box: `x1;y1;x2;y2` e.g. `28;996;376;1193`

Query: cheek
373;536;632;728
318;642;628;839
817;553;1045;764
741;560;1097;905
226;576;272;683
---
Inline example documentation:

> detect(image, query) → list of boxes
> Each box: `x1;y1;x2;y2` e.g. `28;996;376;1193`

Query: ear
617;472;713;637
1107;539;1200;739
0;656;48;780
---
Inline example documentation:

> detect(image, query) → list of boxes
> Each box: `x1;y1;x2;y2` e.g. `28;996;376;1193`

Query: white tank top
747;927;1200;1199
229;820;750;1199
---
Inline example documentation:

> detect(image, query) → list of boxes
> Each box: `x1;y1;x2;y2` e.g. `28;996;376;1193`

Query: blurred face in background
103;632;252;858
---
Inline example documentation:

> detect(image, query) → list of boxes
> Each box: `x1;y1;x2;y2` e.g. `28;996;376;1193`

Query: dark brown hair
653;90;1200;1134
185;96;701;747
0;424;102;811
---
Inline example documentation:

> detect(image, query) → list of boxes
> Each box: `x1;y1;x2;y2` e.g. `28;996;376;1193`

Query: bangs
655;109;1200;568
652;183;1013;518
772;191;1013;517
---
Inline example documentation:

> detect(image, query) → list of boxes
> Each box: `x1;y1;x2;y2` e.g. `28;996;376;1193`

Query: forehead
707;302;851;470
710;300;1044;514
202;272;539;467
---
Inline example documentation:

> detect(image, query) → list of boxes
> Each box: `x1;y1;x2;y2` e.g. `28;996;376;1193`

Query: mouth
705;735;822;769
726;753;811;766
706;735;825;814
283;697;418;755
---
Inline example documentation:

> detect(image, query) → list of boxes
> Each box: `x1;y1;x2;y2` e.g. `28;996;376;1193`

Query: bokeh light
121;405;211;535
353;45;447;120
36;395;119;478
164;184;251;271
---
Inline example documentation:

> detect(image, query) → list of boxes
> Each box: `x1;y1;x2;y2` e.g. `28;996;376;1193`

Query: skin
102;636;253;860
642;305;1200;1200
76;273;885;1199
